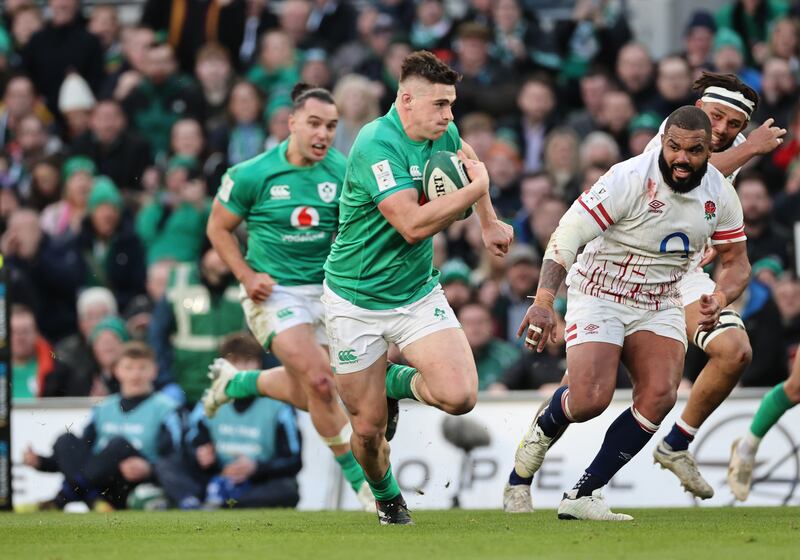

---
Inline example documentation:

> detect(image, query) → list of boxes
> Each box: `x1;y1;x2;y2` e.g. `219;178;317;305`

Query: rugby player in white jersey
505;106;751;520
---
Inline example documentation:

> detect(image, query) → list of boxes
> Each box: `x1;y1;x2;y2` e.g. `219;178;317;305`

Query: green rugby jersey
216;139;345;286
324;105;462;309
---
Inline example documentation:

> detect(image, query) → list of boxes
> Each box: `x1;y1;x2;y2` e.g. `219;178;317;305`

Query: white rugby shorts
240;283;327;350
322;282;461;374
678;269;716;307
564;285;687;350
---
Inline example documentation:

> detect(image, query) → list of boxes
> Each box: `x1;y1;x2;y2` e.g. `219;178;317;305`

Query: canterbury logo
338;349;358;364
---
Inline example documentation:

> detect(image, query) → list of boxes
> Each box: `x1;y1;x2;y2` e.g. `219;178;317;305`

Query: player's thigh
623;330;684;418
565;341;622;418
271;323;331;382
402;326;478;395
334;354;390;436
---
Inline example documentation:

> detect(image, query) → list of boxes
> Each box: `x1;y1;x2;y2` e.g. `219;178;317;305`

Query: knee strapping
693;310;745;351
320;424;352;447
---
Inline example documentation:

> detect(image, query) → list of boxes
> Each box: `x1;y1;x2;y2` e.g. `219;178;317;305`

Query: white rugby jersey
566;149;746;310
644;117;746;182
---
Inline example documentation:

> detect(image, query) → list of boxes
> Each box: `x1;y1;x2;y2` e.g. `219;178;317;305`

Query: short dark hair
400;51;460;85
291;82;335;112
11;304;35;320
692;71;759;114
119;341;156;363
219;333;264;364
664;106;712;139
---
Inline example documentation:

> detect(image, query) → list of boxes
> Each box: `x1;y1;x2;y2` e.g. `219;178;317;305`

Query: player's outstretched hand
457;149;489;192
517;303;557;353
747;118;787;155
119;457;152;482
697;293;722;332
482;219;514;256
223;456;257;484
243;271;275;303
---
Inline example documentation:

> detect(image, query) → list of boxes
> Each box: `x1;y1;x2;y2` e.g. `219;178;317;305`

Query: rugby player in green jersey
205;83;374;510
322;52;514;524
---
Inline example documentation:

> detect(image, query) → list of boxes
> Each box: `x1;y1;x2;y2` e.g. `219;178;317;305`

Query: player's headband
700;86;755;119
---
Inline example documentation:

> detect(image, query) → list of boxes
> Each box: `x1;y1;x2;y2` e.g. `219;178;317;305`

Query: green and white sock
366;464;401;502
335;451;366;493
224;370;261;398
743;383;797;455
385;363;419;401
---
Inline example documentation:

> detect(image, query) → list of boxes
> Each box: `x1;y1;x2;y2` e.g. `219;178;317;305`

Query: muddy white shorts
564;285;687;350
322;282;461;374
678;269;716;307
240;283;327;350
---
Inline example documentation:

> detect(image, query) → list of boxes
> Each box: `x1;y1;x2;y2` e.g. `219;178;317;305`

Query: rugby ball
423;150;473;219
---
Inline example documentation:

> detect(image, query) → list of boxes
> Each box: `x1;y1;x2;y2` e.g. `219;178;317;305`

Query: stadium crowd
3;0;800;509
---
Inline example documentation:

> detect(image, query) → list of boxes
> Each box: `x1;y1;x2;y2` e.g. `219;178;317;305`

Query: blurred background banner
12;391;800;510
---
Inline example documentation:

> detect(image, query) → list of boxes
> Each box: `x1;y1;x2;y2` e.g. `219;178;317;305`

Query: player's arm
697;241;750;331
461;140;514;256
709;118;786;177
517;183;614;352
377;150;490;244
207;199;274;303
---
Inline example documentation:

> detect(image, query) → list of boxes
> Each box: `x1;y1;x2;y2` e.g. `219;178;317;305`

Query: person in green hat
78;175;146;312
136;156;210;264
712;28;762;92
440;259;474;314
628;111;662;156
716;0;790;67
89;315;132;395
40;156;96;238
246;29;300;99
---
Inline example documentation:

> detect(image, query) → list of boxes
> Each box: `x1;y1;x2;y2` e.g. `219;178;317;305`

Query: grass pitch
1;507;798;560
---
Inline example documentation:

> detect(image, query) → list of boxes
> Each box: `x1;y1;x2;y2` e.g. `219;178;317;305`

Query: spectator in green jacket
458;301;520;391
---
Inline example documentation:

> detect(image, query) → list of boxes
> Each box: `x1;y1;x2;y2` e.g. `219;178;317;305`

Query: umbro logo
584;324;599;333
648;200;665;213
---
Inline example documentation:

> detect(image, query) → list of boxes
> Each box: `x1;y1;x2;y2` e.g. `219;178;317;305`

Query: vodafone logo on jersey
290;206;320;229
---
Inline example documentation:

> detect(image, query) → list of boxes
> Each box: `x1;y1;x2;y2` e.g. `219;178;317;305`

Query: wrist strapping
534;288;555;309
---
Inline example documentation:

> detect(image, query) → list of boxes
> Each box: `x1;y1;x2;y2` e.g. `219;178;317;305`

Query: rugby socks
366;464;402;502
385;363;420;401
224;370;261;398
537;385;573;438
508;470;533;486
335;450;367;493
662;417;698;452
747;382;796;444
573;406;658;498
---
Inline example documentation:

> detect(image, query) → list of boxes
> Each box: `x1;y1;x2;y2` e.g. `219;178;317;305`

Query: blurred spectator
615;42;657;111
148;244;245;403
195;43;235;135
169;117;225;190
141;0;247;73
566;67;612;138
598;89;635;158
247;29;300;98
122;41;203;160
54;287;117;391
489;0;542;74
279;0;314;49
264;95;292;150
124;294;155;343
0;75;52;151
211;80;265;165
542;127;580;199
58;72;96;143
136;158;211;264
1;208;82;341
306;0;357;54
10;304;74;399
459;301;520;390
28;156;62;211
772;103;800;172
452;22;516;119
494;311;567;391
71;99;153;193
459;112;496;161
627;112;661;157
773;275;800;343
40;155;94;238
530;195;567;257
23;341;181;511
77;176;147;311
513;171;556;244
767;17;799;73
492;244;540;342
237;0;279;69
21;0;104;115
441;259;473;314
752;57;797;128
334;7;395;80
364;38;412;113
299;48;333;89
502;75;556;173
738;172;792;268
10;6;44;53
332;73;380;156
88;3;122;76
146;260;175;304
649;55;695;119
486;140;522;218
157;333;301;510
682;11;716;76
579;130;620;170
410;0;454;52
4;114;60;201
715;0;791;68
773;158;800;229
104;25;154;101
712;28;761;93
